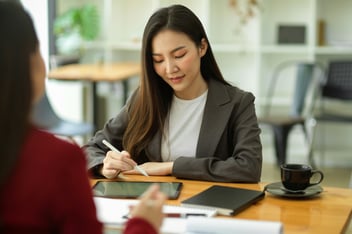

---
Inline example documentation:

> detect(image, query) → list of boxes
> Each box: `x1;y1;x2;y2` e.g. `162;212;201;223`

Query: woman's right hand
101;150;137;179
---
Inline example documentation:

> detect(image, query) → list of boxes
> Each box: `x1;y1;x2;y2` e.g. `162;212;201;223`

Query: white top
161;90;208;162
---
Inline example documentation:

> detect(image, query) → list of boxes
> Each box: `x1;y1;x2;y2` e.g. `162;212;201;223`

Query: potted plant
54;4;100;55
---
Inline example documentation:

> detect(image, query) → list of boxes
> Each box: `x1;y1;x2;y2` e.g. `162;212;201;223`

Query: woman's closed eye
153;59;163;64
153;53;186;64
174;51;186;59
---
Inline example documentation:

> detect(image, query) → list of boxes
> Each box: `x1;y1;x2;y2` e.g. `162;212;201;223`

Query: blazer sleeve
83;104;129;173
172;89;262;183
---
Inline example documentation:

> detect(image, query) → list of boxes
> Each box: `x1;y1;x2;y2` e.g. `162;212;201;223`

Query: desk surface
48;62;141;82
91;175;352;234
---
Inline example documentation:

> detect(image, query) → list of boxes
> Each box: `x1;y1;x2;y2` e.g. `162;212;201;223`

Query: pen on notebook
102;139;149;177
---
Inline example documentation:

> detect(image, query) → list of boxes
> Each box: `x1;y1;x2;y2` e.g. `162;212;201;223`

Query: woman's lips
169;75;184;84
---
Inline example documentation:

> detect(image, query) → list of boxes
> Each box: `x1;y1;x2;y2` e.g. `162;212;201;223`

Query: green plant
54;4;100;54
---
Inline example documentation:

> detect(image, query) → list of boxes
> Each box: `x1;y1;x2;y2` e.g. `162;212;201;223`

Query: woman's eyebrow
171;46;186;53
152;46;186;56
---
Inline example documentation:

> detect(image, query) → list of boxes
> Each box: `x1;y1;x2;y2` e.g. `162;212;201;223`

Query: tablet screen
92;181;183;199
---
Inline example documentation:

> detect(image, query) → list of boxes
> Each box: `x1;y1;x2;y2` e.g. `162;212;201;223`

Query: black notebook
181;185;265;216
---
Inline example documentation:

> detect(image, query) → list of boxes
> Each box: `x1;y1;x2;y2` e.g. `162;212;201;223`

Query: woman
0;1;165;234
85;4;262;182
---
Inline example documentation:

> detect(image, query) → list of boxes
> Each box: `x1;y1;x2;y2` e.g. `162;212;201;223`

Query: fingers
104;151;136;170
130;184;166;231
108;150;131;160
141;184;167;206
102;150;136;178
140;184;159;200
102;168;120;179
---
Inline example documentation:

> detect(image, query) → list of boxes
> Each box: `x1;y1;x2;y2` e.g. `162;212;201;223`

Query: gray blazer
84;79;262;182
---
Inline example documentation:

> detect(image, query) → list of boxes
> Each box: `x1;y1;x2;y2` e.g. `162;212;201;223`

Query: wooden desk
48;62;141;131
91;175;352;234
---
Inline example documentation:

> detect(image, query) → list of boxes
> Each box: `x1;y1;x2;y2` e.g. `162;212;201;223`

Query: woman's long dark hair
0;1;38;187
123;4;228;160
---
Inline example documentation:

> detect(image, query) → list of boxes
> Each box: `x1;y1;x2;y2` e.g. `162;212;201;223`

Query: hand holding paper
129;184;166;231
93;197;282;234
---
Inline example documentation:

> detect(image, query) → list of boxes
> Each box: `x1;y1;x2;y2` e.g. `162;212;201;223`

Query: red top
0;127;157;234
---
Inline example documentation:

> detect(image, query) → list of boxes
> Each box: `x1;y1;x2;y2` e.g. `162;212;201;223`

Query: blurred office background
23;0;352;189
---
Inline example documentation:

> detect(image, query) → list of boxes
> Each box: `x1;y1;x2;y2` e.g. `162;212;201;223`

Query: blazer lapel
196;79;233;157
147;79;234;160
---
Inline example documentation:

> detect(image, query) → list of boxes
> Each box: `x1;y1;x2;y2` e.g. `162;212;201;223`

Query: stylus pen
102;139;149;177
122;213;206;219
164;213;207;218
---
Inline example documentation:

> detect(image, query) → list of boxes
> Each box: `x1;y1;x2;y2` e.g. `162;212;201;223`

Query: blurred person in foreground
0;1;165;233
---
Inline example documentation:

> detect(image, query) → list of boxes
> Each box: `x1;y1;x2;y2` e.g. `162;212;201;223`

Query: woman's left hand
129;184;166;231
124;162;174;176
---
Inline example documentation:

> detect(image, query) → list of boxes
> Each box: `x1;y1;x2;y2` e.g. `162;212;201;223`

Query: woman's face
152;30;208;100
30;46;46;104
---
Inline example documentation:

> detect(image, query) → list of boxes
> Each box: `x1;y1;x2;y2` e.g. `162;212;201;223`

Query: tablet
92;181;183;199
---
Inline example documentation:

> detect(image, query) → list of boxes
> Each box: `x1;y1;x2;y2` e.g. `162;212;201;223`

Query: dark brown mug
280;164;324;191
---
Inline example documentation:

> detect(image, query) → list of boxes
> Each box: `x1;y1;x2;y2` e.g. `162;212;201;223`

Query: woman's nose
165;59;178;74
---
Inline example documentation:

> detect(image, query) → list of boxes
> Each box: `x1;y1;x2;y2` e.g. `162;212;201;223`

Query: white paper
185;217;283;234
93;197;216;234
93;197;282;234
93;197;137;226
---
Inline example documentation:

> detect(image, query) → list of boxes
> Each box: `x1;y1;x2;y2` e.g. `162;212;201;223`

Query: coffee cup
280;164;324;191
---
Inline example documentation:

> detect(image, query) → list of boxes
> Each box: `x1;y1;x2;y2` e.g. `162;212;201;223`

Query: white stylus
102;139;149;177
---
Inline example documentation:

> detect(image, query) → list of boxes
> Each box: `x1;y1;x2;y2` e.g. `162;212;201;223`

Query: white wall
22;0;84;123
21;0;49;70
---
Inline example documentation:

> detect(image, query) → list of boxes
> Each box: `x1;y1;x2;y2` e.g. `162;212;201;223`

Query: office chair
32;54;93;144
259;61;323;166
49;54;80;69
32;92;93;143
308;60;352;167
